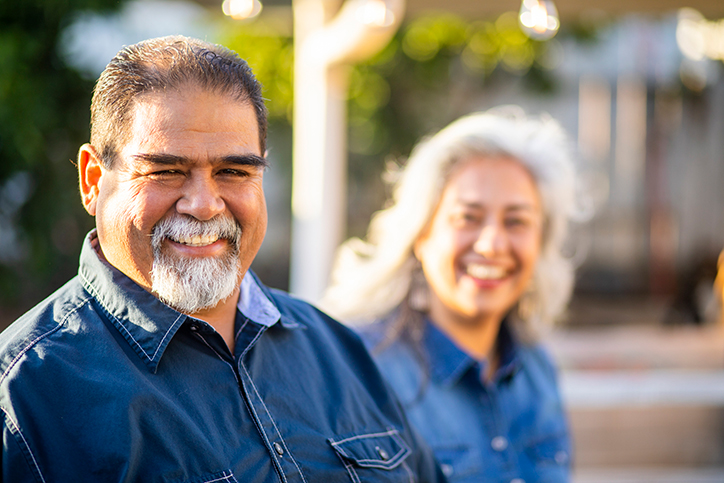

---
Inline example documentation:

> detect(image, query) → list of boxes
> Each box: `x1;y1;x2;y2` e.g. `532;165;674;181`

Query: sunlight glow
222;0;262;20
519;0;559;41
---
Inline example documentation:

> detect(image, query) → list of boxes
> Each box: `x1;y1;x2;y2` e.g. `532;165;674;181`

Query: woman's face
414;156;544;329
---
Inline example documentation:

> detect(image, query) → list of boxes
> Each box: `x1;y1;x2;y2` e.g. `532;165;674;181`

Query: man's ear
78;144;104;216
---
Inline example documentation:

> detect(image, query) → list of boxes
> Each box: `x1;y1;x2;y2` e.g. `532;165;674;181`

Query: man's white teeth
173;234;220;247
466;264;506;280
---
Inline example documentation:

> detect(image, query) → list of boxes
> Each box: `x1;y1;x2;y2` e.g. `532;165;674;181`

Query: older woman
322;107;584;483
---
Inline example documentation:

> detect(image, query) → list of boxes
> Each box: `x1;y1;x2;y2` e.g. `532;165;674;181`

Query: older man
0;36;444;483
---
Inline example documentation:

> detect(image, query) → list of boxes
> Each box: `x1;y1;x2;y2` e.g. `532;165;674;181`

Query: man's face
79;85;267;313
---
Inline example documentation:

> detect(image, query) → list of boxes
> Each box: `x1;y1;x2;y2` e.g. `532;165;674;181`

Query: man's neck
188;288;240;354
92;232;241;353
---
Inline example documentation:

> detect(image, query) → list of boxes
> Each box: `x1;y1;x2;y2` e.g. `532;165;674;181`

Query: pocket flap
328;428;411;470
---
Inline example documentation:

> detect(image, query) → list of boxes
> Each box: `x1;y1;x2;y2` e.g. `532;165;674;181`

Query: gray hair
90;35;267;167
321;106;586;340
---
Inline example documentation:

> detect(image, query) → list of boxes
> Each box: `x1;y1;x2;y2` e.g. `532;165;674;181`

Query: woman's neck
427;296;503;366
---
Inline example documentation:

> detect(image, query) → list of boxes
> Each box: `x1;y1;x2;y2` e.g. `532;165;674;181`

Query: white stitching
401;459;415;483
330;429;411;469
149;313;185;361
330;428;399;445
244;368;306;481
341;457;361;483
235;364;288;483
80;273;152;361
239;327;265;359
241;364;307;483
239;361;308;483
235;318;250;341
202;471;237;483
0;296;92;384
80;270;185;363
2;407;47;483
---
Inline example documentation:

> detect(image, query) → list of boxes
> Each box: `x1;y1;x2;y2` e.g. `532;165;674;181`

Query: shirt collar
495;318;523;380
423;318;522;387
237;270;281;327
78;230;285;372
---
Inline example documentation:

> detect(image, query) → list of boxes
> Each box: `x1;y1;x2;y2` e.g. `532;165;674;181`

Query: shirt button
273;442;284;456
375;446;389;460
189;324;199;332
440;463;454;477
491;436;508;452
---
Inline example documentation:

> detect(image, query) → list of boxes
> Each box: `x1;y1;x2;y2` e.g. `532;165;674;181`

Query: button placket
491;435;509;452
273;442;284;456
235;322;305;483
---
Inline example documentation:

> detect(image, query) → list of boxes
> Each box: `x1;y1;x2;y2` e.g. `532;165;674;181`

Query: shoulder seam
1;406;47;482
0;295;93;386
79;269;185;364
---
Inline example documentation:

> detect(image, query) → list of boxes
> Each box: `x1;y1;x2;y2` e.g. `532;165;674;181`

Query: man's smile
168;233;221;247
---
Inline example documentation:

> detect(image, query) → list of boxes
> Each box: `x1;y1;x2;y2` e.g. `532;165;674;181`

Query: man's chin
150;254;242;315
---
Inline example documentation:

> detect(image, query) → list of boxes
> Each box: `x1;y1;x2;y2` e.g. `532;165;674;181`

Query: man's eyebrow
222;154;269;169
132;153;187;165
132;153;269;169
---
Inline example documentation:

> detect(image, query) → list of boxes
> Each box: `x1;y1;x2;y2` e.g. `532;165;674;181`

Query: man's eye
219;168;249;177
151;169;182;176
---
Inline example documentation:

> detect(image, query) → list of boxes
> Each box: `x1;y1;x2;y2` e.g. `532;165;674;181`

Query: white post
290;0;404;302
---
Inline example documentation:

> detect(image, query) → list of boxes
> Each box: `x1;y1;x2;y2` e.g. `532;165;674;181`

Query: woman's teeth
466;264;506;280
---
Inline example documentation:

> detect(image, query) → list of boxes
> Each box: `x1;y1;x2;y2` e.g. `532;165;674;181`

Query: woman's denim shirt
361;319;571;483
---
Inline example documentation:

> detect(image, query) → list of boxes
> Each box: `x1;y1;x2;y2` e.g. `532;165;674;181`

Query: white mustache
151;214;241;251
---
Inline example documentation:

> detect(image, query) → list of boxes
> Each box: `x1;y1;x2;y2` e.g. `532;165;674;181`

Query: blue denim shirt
0;232;445;483
362;319;571;483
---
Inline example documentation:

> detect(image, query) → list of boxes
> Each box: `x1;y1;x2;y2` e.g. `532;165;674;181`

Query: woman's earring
517;283;539;322
408;263;430;312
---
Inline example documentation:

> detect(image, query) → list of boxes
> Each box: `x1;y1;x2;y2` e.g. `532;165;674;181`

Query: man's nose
473;223;507;258
175;174;225;221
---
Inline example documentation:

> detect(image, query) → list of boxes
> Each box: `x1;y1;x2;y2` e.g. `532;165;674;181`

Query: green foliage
0;0;122;320
218;18;295;122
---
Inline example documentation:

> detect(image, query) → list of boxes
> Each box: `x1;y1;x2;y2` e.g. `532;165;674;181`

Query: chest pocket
522;431;571;481
328;428;415;483
431;444;480;482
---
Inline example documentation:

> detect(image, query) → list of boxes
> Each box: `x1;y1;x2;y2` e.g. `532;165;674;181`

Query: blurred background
1;0;724;480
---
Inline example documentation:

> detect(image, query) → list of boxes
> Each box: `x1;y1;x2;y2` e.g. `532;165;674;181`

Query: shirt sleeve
3;412;44;483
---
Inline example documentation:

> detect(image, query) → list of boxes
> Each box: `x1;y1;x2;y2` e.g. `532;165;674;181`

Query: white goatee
150;214;242;314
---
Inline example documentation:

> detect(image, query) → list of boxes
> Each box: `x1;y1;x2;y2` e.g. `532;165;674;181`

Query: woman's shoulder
514;340;564;391
355;319;428;400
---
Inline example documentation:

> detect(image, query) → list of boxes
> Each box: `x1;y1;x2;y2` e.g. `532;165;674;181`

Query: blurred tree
0;0;123;325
